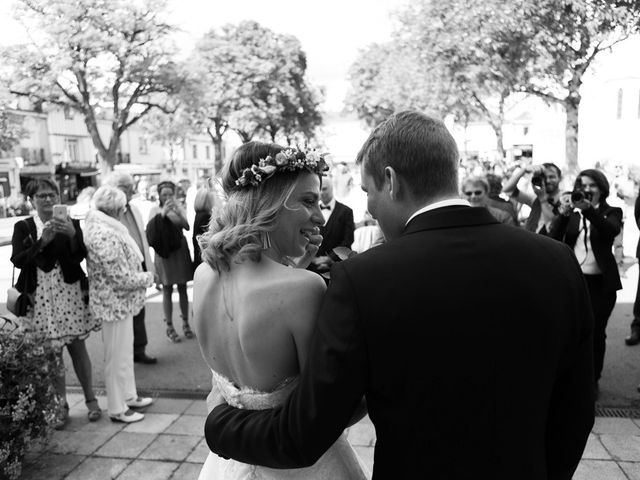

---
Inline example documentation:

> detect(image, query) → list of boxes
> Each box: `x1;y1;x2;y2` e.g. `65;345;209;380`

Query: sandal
86;399;102;422
183;323;194;339
87;408;102;422
166;323;181;343
181;316;194;339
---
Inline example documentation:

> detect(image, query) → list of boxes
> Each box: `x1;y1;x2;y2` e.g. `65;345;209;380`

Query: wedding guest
10;178;102;428
146;180;194;342
550;169;622;395
84;186;154;423
625;186;640;347
193;187;216;269
462;175;515;225
309;174;355;275
104;172;158;364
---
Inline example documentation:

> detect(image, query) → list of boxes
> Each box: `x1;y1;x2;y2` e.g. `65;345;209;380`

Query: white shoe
110;409;144;423
126;396;153;408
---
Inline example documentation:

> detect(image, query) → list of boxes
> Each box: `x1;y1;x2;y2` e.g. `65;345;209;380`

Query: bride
193;141;369;479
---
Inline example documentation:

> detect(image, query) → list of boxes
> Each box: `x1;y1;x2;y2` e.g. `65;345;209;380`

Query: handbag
6;266;34;317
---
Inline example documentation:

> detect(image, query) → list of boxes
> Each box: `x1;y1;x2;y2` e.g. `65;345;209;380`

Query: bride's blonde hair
200;141;309;272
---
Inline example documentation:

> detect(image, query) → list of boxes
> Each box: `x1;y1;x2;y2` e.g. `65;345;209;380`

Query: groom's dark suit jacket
206;206;595;479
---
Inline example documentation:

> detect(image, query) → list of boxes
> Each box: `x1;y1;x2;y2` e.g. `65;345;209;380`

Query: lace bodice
210;369;298;410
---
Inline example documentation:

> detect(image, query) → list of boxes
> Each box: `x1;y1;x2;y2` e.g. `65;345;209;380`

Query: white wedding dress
198;369;370;480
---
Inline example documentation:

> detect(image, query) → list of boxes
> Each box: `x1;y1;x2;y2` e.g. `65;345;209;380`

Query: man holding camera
502;162;563;234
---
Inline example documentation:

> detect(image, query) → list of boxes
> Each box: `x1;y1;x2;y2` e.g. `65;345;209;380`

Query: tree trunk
564;97;580;174
213;140;223;174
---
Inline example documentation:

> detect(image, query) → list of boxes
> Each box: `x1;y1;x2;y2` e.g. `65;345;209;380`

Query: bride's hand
295;228;322;269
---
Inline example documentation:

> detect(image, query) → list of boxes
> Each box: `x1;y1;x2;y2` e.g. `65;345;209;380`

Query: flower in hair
235;148;329;188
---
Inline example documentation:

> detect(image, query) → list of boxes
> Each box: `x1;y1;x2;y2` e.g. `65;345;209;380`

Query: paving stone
171;462;202;479
145;397;193;415
620;462;640;480
64;456;129;480
117;459;180;480
186;438;211;463
139;434;202;462
78;416;127;434
123;413;179;434
353;445;375;475
573;460;627;480
94;432;157;458
19;453;84;480
164;414;204;435
593;417;640;435
600;434;640;461
48;430;114;455
581;434;611;460
184;399;208;416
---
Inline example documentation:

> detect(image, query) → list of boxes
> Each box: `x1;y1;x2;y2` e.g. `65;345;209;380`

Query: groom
205;111;594;479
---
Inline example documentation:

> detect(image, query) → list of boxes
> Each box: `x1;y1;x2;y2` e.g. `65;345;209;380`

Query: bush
0;317;62;480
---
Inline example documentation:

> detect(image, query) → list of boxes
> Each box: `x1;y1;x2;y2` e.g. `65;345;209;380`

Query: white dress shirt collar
405;199;470;226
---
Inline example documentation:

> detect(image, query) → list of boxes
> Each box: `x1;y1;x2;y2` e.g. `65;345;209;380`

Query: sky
0;0;406;111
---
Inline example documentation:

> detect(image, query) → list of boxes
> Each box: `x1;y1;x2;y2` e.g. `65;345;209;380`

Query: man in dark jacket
308;175;355;275
625;189;640;346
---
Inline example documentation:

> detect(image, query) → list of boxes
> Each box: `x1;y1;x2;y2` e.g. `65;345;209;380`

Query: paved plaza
17;390;640;479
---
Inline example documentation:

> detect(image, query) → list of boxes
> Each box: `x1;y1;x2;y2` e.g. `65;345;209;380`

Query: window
206;145;210;159
63;105;74;120
139;137;148;155
64;139;79;163
616;88;623;119
192;144;198;159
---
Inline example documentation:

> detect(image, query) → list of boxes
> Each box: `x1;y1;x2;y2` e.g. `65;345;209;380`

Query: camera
570;190;593;203
531;171;546;188
570;178;592;203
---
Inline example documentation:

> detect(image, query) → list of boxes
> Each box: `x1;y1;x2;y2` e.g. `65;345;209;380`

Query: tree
518;0;640;171
142;107;196;175
183;20;323;173
0;0;182;173
393;0;537;159
0;94;28;155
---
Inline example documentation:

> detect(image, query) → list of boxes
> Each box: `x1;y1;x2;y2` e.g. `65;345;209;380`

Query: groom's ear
384;166;402;201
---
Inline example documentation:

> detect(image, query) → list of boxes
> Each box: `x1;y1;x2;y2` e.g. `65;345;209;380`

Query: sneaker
110;409;144;423
126;396;153;408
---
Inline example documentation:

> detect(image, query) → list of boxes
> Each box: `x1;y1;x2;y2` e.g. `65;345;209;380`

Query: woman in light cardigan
84;186;154;423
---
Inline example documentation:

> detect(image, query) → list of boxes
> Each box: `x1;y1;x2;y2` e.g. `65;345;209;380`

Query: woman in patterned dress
10;178;102;428
84;186;154;423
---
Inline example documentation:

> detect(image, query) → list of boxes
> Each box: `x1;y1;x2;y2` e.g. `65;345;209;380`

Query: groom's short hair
355;110;459;200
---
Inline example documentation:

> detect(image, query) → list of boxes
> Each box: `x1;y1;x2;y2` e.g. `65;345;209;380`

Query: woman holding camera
550;169;622;394
146;180;193;342
10;178;102;427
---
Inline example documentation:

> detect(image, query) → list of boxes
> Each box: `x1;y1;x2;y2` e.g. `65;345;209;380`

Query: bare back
193;257;326;393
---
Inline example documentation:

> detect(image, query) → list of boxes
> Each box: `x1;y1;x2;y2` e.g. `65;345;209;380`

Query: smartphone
52;204;68;220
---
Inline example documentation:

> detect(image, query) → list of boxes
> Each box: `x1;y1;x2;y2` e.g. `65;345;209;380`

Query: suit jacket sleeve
205;261;368;468
545;249;595;480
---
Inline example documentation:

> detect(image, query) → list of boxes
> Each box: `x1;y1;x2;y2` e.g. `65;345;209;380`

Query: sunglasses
464;190;484;197
34;193;57;200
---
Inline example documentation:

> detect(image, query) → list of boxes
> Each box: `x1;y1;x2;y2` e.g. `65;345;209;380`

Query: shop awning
56;165;100;177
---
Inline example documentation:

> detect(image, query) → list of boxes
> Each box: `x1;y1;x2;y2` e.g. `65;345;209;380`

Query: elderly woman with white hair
84;186;154;423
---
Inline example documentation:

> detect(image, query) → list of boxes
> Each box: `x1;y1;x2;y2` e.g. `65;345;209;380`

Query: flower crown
234;148;329;188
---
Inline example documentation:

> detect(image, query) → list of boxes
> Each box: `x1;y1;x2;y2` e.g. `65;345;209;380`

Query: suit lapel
403;206;499;236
